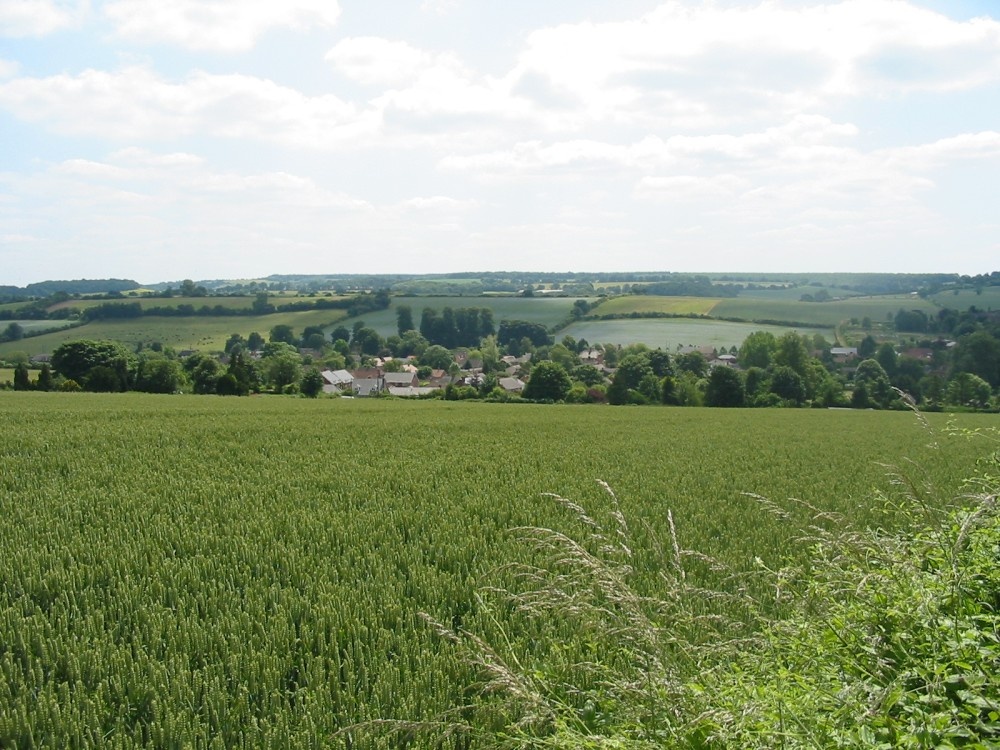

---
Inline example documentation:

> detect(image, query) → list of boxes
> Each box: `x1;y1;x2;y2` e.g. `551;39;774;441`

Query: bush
404;424;1000;749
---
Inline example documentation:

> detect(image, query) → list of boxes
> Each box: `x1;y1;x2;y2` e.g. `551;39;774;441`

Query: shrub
413;424;1000;749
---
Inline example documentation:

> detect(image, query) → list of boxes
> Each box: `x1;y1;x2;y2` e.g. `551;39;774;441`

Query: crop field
736;284;865;301
931;287;1000;310
0;393;990;747
0;309;349;358
562;317;834;349
712;294;939;326
590;296;719;316
44;296;267;313
338;297;580;338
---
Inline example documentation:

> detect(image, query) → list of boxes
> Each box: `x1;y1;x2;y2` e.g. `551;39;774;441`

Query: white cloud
508;1;1000;129
881;131;1000;167
420;0;460;15
103;0;341;52
0;58;20;78
636;174;749;199
0;0;86;37
0;66;371;146
400;195;478;211
326;37;436;87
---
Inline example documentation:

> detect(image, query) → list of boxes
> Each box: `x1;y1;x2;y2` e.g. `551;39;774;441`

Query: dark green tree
676;351;708;378
247;331;265;351
86;366;122;392
704;366;745;407
135;359;183;394
738;331;777;369
13;363;31;391
858;334;878;359
769;365;806;405
875;343;898;378
523;361;572;402
269;324;297;346
330;326;351;345
300;368;325;398
396;305;415;335
36;364;54;392
51;340;135;389
2;322;24;342
352;327;383;356
952;330;1000;388
224;333;245;354
853;359;893;409
185;353;223;394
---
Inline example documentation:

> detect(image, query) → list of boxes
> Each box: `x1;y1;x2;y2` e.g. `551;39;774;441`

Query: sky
1;0;999;286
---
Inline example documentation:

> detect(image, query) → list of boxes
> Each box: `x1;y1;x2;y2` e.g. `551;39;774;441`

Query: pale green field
0;309;349;356
593;296;719;316
931;287;1000;310
712;294;938;326
563;317;834;348
736;284;866;301
0;393;991;747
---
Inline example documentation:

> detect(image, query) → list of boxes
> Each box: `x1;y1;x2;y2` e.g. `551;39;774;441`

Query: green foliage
704;365;745;407
13;362;30;391
134;358;183;394
523;361;572;402
429;424;1000;750
300;368;325;398
51;339;136;389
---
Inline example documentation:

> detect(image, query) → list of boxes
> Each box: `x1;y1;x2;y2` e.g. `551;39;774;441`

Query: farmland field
712;294;939;326
0;393;991;747
930;287;1000;310
338;296;579;338
0;309;350;358
562;317;834;348
44;295;269;313
591;296;719;316
736;284;865;301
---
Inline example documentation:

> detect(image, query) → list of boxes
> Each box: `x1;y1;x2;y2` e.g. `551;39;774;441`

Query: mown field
0;393;991;748
562;317;834;348
0;309;350;358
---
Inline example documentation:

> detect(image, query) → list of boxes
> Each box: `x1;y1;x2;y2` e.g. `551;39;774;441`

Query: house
901;348;934;362
830;347;859;363
351;367;383;380
320;369;353;394
579;349;603;366
499;377;525;393
353;377;383;397
712;353;738;367
428;371;453;388
383;371;418;389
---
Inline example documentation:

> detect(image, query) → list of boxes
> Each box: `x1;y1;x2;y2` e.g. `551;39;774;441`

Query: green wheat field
0;393;992;747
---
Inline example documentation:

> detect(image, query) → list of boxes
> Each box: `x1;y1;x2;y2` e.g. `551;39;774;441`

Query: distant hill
2;279;142;300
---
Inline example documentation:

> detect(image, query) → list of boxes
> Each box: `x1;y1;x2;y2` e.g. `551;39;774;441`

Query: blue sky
1;0;999;286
